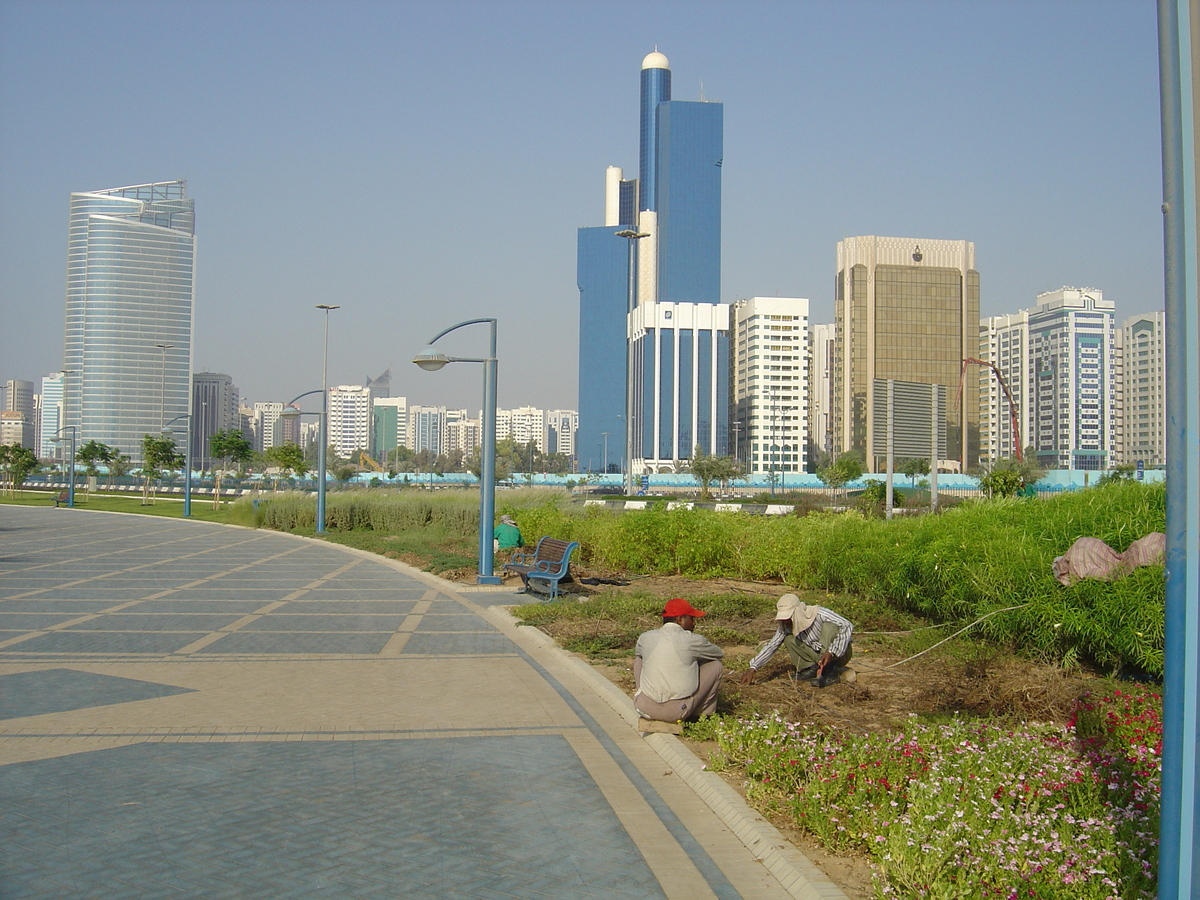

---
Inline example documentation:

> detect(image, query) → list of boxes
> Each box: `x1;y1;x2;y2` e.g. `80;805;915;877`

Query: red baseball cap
663;598;706;618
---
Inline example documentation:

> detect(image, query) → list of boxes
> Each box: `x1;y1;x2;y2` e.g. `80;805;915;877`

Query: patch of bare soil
522;567;1100;900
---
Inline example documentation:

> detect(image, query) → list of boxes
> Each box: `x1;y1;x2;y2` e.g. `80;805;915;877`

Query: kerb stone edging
482;604;851;900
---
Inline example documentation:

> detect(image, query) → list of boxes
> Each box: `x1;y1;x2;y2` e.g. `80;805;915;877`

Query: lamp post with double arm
413;317;502;585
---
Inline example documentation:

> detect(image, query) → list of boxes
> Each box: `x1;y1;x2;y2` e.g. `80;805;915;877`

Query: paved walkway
0;507;846;900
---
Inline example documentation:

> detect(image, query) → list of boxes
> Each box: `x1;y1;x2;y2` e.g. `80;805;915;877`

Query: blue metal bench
503;537;580;600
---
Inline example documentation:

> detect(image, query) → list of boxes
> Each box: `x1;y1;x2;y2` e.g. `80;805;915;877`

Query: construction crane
955;357;1023;462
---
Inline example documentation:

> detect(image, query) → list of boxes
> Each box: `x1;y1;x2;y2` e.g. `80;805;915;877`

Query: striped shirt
748;607;853;671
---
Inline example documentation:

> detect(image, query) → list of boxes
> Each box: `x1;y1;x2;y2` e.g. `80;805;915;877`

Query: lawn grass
0;489;243;524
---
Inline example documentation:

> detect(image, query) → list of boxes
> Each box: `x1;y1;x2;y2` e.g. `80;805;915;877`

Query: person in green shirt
494;514;522;550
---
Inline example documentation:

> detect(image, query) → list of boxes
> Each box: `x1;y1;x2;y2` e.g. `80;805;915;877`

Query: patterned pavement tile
0;737;664;900
278;601;417;615
401;632;517;655
62;614;248;632
194;632;392;655
239;615;407;632
0;668;195;720
0;631;207;655
0;613;88;630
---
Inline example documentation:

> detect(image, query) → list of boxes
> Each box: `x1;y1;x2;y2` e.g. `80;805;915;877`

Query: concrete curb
481;603;851;900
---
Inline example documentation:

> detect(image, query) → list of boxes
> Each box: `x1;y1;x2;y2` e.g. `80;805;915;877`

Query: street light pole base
476;575;503;586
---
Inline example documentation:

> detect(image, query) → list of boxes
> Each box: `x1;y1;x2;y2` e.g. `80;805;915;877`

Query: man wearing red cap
633;598;725;723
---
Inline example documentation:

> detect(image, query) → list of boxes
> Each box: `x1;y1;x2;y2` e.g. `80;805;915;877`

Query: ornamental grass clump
709;704;1160;900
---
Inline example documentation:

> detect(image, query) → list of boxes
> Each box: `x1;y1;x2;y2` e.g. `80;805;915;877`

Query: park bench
502;537;580;600
53;491;70;507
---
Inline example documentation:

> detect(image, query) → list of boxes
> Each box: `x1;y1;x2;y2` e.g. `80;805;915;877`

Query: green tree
140;434;183;504
76;440;115;497
209;429;253;508
817;451;864;499
0;444;39;497
978;454;1045;498
1097;463;1138;485
108;451;133;484
898;457;930;489
688;445;744;500
265;442;308;489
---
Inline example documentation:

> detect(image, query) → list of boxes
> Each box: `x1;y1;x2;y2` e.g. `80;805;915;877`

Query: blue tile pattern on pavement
0;737;667;900
402;632;517;655
0;631;206;655
0;669;195;720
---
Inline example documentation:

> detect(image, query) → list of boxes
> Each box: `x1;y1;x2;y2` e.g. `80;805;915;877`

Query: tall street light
51;426;77;507
316;305;340;533
413;318;502;585
280;392;327;533
161;414;193;518
154;343;174;429
601;432;609;474
615;229;649;497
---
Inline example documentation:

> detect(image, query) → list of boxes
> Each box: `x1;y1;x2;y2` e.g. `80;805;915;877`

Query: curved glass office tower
63;181;195;462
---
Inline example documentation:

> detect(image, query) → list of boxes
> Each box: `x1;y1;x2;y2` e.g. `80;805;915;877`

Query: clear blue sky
0;0;1163;412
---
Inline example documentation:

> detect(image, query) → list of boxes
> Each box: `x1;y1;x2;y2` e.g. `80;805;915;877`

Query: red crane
955;357;1023;462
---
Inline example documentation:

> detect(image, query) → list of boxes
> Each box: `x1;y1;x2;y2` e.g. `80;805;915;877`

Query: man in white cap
740;593;854;687
634;598;725;723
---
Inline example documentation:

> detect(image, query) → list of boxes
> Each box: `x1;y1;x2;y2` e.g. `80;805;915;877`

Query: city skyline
0;1;1164;412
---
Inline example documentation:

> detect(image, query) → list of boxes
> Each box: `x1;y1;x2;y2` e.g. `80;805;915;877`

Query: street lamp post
280;392;327;533
601;432;608;474
615;229;649;498
315;305;339;534
154;343;174;429
162;414;193;518
52;426;77;507
413;318;502;585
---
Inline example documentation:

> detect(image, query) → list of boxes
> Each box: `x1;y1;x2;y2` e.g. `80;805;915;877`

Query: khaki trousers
633;658;723;723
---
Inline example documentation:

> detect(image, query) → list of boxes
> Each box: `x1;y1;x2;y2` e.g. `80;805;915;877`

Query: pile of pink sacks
1052;532;1166;586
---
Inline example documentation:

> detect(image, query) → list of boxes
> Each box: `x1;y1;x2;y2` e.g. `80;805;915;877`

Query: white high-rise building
545;410;578;459
806;324;835;467
2;379;35;449
730;297;810;477
252;402;284;453
978;311;1033;464
407;405;445;454
1025;288;1122;470
39;372;65;458
498;407;546;448
445;412;480;456
327;386;372;459
1123;311;1167;468
630;301;731;473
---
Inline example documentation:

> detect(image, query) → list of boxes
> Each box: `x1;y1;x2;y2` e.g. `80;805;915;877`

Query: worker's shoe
789;665;819;684
817;667;857;687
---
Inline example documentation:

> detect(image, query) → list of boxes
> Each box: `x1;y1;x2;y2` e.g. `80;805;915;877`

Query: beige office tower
1123;310;1167;468
833;236;980;472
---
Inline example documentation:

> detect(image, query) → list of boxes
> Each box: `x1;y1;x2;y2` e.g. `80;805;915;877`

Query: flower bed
706;689;1160;899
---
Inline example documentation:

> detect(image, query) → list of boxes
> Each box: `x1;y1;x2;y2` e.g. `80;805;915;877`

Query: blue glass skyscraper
576;51;726;476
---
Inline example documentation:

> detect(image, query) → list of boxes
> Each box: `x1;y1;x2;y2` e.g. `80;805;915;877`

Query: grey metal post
929;391;939;512
315;305;339;534
1157;3;1200;895
886;380;895;519
616;230;648;497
